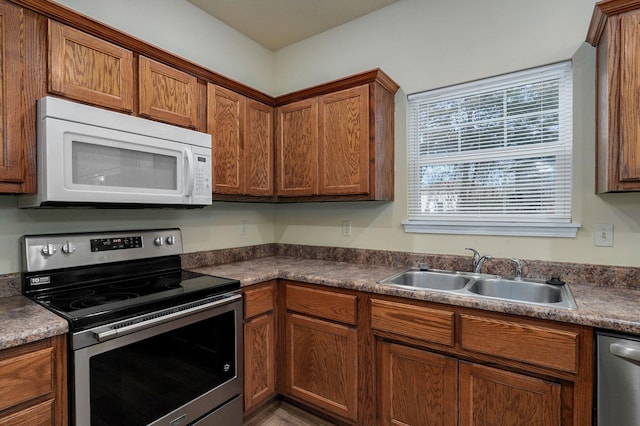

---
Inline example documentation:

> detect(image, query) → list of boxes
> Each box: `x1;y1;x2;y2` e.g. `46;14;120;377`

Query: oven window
89;310;236;426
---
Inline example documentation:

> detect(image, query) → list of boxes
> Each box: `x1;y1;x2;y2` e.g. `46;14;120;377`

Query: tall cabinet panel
276;99;318;197
318;85;370;195
0;1;24;188
245;99;274;196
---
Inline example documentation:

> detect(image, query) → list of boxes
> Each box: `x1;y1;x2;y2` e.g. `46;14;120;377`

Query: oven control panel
91;236;143;252
23;228;183;272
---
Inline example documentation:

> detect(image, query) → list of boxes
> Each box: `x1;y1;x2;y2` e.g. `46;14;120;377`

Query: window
404;61;579;237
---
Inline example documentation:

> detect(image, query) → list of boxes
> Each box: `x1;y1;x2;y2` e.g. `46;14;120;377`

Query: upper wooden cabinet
0;0;27;193
587;1;640;192
207;84;274;197
139;56;199;129
48;20;133;112
276;98;318;197
276;69;398;201
48;21;200;129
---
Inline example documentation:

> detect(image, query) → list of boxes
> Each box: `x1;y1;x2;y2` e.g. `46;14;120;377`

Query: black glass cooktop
23;256;240;331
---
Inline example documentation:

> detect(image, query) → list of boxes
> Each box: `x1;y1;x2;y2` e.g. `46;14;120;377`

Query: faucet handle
465;247;480;260
510;258;524;279
417;262;431;271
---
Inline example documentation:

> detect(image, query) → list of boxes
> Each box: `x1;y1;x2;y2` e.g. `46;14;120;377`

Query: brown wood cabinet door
378;341;457;426
285;312;357;421
318;85;370;195
208;84;244;194
619;11;640;183
0;1;24;185
139;56;198;128
276;99;318;196
459;362;561;426
48;20;133;112
245;99;274;196
244;312;276;413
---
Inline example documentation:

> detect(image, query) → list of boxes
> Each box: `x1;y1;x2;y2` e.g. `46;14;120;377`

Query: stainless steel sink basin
467;278;577;308
379;270;472;291
378;269;577;309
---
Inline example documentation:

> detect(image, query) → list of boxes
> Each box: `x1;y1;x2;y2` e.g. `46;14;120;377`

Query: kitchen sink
379;270;472;291
378;270;577;309
467;278;577;308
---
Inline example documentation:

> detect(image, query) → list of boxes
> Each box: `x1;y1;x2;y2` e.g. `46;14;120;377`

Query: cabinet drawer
286;283;357;325
371;298;454;347
244;283;274;319
0;399;53;426
0;347;53;412
460;314;578;373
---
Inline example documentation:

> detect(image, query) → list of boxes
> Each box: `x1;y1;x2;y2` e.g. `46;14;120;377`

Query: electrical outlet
594;223;613;247
342;220;352;237
240;221;248;235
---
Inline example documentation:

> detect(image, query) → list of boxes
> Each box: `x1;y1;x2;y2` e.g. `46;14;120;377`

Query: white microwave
19;96;212;208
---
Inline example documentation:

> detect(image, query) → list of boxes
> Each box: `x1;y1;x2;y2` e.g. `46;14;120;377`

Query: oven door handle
94;293;242;342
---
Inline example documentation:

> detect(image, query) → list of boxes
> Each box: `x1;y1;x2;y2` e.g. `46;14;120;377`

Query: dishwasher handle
610;342;640;363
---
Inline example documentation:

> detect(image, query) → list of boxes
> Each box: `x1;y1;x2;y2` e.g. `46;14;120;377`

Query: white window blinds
406;61;575;235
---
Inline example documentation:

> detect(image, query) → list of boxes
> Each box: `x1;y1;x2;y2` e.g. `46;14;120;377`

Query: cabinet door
459;362;561;426
318;85;370;195
619;11;640;183
276;99;318;196
48;20;133;112
139;56;198;128
378;341;457;426
0;1;24;186
285;312;357;421
208;84;244;194
245;99;274;196
244;312;276;412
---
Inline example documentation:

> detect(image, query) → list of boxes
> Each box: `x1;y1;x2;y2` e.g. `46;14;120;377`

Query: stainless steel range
22;228;243;426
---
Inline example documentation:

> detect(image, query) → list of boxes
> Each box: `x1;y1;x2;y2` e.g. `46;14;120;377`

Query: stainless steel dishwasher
597;331;640;425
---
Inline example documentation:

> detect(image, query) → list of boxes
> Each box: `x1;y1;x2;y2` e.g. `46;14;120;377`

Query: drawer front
286;283;357;325
244;283;274;319
460;314;578;373
0;347;53;412
371;298;454;347
0;399;54;426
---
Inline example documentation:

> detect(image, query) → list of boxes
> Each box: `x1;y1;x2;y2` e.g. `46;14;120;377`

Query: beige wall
3;0;640;276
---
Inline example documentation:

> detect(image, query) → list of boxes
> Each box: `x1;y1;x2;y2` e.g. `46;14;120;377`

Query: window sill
402;220;581;238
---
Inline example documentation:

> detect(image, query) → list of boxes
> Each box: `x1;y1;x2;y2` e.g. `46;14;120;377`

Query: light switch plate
594;223;613;247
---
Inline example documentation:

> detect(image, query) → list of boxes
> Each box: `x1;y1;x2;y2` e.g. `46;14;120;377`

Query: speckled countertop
0;295;68;351
189;256;640;335
3;252;640;352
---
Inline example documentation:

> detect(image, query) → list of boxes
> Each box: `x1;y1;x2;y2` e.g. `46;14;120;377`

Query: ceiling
186;0;401;51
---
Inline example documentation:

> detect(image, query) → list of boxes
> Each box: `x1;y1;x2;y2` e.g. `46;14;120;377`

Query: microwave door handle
184;148;195;197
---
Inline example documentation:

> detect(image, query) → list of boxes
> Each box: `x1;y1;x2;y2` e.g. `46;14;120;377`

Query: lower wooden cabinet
459;362;561;426
377;341;457;426
243;282;277;414
285;312;358;421
0;335;67;425
280;282;366;423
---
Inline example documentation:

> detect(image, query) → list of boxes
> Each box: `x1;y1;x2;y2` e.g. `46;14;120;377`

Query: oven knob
153;236;164;246
62;241;76;254
166;235;176;245
41;243;56;257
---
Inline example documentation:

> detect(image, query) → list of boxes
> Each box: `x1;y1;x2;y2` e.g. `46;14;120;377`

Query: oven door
72;296;242;426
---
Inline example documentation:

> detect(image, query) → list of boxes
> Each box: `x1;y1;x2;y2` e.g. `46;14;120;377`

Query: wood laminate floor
244;401;337;426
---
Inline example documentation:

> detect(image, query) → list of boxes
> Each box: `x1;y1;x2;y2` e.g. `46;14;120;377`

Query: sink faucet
465;248;493;274
510;258;524;280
